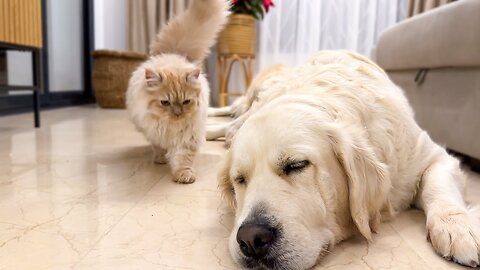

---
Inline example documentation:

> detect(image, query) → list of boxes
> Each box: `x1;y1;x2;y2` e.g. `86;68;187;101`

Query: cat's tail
149;0;230;63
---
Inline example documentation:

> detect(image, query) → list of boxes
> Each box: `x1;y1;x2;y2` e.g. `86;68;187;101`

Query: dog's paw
173;169;196;184
207;107;217;117
206;125;223;141
225;128;237;148
427;211;480;267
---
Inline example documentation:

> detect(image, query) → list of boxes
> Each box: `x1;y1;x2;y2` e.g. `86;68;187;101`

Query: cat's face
143;67;202;120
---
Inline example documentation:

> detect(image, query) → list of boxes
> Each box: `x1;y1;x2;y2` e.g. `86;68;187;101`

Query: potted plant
218;0;275;56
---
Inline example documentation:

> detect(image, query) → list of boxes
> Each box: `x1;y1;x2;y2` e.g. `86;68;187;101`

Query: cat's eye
183;99;191;105
283;160;310;175
160;100;170;106
235;175;246;185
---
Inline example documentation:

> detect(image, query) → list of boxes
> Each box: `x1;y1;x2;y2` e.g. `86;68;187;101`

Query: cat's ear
145;68;162;88
186;69;201;84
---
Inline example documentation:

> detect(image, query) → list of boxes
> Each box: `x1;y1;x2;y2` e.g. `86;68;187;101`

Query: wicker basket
218;14;256;57
92;50;146;108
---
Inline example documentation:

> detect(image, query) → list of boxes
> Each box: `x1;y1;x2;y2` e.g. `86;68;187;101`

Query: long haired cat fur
126;0;230;183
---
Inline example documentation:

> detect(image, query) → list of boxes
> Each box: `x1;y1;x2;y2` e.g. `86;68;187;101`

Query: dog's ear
326;124;391;240
218;151;236;210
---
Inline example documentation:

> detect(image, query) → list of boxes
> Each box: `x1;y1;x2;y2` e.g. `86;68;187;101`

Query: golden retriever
207;50;479;269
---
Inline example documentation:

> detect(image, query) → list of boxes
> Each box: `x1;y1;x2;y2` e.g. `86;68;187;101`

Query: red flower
263;0;274;13
232;0;240;4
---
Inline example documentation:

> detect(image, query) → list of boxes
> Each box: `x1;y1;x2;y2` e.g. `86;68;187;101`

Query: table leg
32;48;41;128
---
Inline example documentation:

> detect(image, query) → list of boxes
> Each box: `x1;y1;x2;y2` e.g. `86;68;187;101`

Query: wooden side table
217;53;254;106
0;42;42;128
0;0;43;127
216;14;256;106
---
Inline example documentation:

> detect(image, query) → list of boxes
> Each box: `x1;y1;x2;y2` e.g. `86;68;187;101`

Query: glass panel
47;0;84;92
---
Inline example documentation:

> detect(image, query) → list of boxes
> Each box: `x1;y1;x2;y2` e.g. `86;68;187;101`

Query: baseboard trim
0;88;96;116
448;149;480;173
470;158;480;173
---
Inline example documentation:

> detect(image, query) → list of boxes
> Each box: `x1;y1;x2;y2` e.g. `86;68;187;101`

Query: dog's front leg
224;112;251;147
208;106;233;117
206;123;228;141
415;154;479;267
206;103;251;143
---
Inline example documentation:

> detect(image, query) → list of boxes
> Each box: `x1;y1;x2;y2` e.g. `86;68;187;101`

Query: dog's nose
236;224;276;258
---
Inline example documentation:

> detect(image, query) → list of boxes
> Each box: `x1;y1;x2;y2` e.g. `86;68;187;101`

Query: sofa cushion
387;67;480;159
376;0;480;70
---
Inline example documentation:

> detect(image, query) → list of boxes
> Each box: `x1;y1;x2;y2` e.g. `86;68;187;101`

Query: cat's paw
427;211;480;267
173;169;196;184
153;154;168;164
152;147;168;164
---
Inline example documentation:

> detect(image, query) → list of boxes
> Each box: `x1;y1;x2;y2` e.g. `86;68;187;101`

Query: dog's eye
183;99;191;105
160;100;170;106
283;160;310;175
235;175;246;185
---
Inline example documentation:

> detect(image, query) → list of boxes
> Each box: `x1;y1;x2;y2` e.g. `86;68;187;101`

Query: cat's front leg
152;145;168;164
169;142;198;184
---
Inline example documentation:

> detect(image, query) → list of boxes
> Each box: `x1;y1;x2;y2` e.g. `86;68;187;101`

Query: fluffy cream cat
126;0;229;183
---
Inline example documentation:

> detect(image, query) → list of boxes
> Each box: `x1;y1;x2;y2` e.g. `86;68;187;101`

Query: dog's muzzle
237;222;277;259
235;204;283;269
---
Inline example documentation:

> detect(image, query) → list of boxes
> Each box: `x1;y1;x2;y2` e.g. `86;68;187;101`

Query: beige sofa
375;0;480;163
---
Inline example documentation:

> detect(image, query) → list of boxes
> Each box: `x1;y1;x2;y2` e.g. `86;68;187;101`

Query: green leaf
231;0;269;18
253;4;264;19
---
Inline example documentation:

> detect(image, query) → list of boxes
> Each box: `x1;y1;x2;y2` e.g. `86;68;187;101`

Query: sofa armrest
376;0;480;70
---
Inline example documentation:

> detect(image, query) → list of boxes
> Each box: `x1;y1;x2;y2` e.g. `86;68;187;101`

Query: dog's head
219;100;390;269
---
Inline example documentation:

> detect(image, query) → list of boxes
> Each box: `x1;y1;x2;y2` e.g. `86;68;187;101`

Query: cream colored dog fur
208;50;479;269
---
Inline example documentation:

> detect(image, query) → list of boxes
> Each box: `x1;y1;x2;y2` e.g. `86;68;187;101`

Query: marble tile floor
0;105;478;270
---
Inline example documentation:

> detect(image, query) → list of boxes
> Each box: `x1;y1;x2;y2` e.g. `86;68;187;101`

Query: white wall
94;0;128;51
